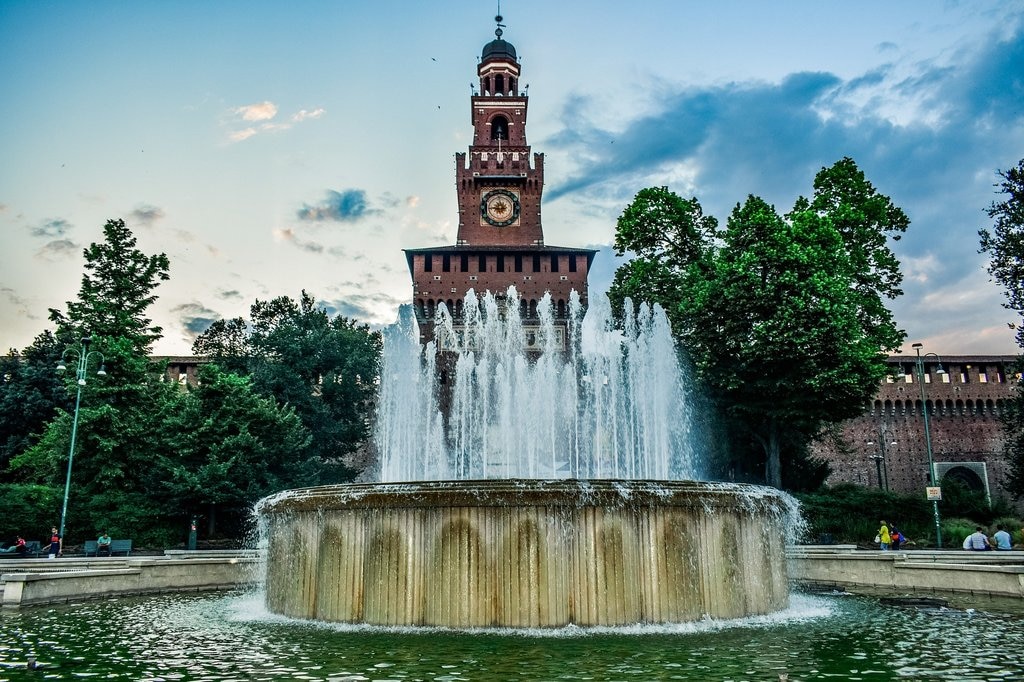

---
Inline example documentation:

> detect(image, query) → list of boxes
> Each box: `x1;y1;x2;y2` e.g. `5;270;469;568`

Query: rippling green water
0;591;1022;681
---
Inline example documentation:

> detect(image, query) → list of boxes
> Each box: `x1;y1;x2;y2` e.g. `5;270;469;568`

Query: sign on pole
926;486;942;501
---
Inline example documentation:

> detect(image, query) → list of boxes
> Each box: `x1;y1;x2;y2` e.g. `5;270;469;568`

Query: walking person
878;520;891;551
47;526;62;558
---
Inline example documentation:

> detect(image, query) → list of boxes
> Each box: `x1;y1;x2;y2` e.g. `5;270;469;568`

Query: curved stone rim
257;478;792;514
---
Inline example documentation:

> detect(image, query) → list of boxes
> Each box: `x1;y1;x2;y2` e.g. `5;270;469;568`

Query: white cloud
292;108;325;122
235;101;278;121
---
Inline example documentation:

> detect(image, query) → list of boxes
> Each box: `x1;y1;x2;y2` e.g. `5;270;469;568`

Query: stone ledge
1;555;258;608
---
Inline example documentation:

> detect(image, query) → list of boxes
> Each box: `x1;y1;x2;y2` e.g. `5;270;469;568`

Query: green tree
193;291;382;479
154;364;311;536
0;331;67;467
610;159;906;488
10;219;176;543
608;186;718;333
979;159;1024;498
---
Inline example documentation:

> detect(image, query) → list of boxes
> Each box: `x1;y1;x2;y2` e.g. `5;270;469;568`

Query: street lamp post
912;342;943;548
866;430;895;491
56;336;106;541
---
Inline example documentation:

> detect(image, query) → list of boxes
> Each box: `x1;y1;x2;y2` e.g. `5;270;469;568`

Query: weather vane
495;1;505;39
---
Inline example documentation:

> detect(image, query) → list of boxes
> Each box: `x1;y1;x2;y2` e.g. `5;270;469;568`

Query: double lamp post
912;342;943;549
56;336;106;541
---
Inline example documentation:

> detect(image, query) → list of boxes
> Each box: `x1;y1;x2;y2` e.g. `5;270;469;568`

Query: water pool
0;590;1022;680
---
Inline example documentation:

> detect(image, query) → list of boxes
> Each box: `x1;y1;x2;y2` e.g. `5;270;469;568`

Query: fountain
258;288;796;628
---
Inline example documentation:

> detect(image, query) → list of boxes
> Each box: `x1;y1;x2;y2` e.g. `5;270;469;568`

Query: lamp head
96;365;107;377
56;362;67;374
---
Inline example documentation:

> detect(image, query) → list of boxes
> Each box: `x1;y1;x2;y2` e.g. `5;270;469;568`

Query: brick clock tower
405;16;596;346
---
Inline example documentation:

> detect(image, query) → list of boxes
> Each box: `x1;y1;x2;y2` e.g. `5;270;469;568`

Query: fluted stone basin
258;479;792;628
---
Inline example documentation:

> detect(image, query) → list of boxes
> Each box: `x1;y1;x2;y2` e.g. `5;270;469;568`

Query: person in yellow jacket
878;520;891;550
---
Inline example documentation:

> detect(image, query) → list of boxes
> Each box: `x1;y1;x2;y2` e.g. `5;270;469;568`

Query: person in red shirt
47;527;62;557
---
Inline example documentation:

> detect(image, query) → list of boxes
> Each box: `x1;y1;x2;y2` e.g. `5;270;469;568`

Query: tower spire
495;2;504;39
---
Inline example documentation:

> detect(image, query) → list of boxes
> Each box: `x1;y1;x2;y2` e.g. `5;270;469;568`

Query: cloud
217;289;244;301
292;108;325;122
0;287;38;320
224;102;325;143
29;218;72;238
130;204;165;228
229;128;258;142
318;292;406;325
297;189;375;222
272;227;324;253
235;101;278;122
171;302;221;336
34;239;79;261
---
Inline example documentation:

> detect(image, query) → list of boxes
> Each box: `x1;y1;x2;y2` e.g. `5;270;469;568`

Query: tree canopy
609;158;907;487
193;291;382;477
978;158;1024;499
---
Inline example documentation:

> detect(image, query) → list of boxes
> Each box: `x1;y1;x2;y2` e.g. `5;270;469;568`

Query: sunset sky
2;1;1022;355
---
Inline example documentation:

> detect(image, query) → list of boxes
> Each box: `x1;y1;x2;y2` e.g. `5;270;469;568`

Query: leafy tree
49;218;170;353
192;291;382;480
607;186;717;333
610;159;906;488
979;159;1024;498
9;218;176;542
153;364;311;536
0;331;67;467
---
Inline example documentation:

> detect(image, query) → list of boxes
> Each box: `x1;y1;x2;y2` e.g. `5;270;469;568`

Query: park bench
109;539;132;556
83;539;130;556
23;540;41;557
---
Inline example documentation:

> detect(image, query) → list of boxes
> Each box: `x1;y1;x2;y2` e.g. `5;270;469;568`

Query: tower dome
482;36;516;61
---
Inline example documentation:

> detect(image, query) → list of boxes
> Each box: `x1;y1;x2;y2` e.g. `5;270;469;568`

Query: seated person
97;531;112;556
963;526;991;551
1;536;27;556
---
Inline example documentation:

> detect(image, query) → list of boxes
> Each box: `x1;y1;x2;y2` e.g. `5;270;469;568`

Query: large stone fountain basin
259;479;791;628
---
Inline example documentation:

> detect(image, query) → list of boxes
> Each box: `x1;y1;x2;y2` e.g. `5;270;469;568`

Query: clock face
480;188;521;227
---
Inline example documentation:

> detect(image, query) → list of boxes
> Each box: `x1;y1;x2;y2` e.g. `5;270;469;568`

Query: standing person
878;520;891;551
97;530;112;556
963;526;991;551
992;524;1012;551
47;527;61;558
890;526;902;551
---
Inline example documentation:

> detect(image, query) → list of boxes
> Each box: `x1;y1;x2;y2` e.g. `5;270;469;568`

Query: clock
480;188;521;227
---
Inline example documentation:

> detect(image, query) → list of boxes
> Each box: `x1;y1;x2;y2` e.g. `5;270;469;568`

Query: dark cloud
318;292;405;325
297;189;376;222
29;218;72;238
171;302;220;336
217;289;244;301
541;16;1024;351
34;239;79;261
130;204;165;228
0;287;38;320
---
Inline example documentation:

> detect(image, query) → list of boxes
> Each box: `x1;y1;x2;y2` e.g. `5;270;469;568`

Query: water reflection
0;591;1022;680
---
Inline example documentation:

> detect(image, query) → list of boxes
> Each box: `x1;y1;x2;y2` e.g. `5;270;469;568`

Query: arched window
495;74;505;95
491;115;509;141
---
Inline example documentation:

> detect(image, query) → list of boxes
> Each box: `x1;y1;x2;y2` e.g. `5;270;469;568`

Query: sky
1;0;1022;356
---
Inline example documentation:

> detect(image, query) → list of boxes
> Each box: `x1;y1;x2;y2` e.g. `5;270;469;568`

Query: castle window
497;255;505;272
515;255;523;272
424;255;433;272
443;254;451;272
479;255;487;272
495;75;505;95
461;254;469;272
491;115;509;141
569;255;577;272
551;255;559;272
533;254;541;272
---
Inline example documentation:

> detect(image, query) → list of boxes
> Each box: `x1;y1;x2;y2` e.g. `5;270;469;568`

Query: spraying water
374;287;699;482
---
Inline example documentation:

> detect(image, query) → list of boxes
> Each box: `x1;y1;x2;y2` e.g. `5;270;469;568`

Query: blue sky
1;1;1022;355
